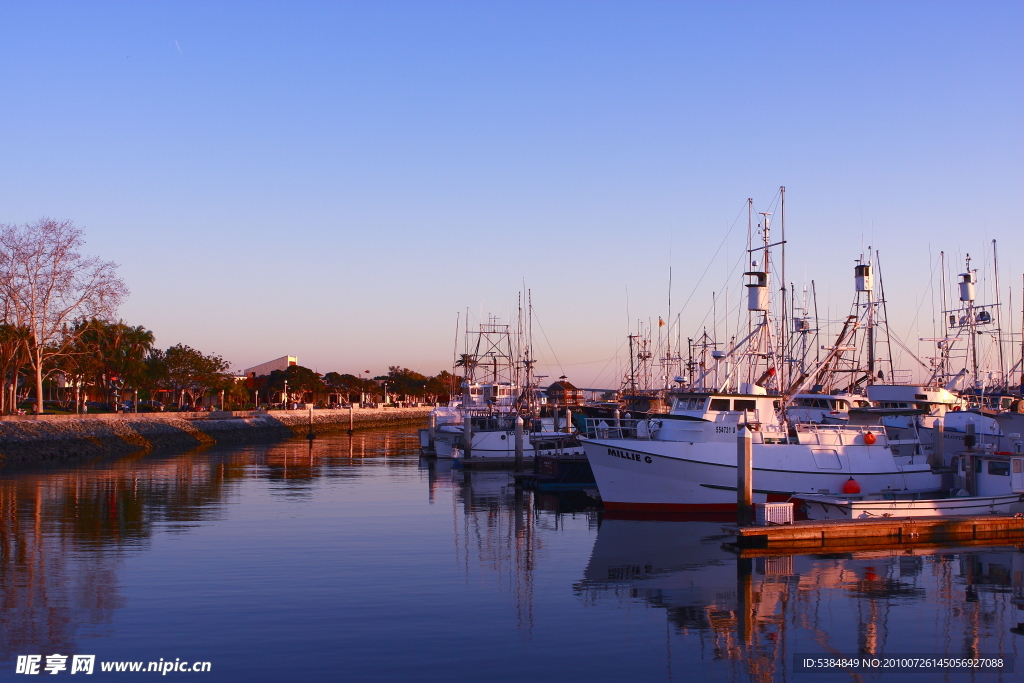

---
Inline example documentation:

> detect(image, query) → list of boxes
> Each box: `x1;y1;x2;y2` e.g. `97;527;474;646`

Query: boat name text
607;448;653;464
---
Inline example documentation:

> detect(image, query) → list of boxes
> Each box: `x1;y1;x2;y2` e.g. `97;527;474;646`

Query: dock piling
737;425;753;526
514;416;524;472
965;423;976;495
931;421;944;467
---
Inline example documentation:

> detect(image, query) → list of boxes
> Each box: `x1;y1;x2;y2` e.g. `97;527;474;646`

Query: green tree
161;344;231;409
0;218;128;414
0;324;32;414
264;365;325;404
387;366;428;401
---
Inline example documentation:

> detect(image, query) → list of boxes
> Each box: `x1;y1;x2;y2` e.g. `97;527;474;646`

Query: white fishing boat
580;199;942;511
579;393;940;512
427;314;580;459
800;492;1024;520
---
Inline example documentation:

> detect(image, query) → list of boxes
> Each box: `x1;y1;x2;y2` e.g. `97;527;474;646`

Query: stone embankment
0;407;431;465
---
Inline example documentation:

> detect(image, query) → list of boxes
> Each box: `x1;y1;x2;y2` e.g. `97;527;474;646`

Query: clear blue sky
1;1;1021;386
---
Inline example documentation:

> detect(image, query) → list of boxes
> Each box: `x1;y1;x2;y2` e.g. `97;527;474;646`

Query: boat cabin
462;382;519;409
669;393;782;427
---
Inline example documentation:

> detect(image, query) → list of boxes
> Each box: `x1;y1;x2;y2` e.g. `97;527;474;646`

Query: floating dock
723;515;1024;550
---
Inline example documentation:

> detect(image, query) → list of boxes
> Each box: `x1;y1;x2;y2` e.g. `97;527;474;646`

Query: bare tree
0;219;128;414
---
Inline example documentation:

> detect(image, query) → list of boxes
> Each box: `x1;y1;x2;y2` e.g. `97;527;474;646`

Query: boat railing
580;417;648;440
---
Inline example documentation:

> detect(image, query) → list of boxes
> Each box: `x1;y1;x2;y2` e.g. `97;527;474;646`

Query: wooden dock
723;515;1024;549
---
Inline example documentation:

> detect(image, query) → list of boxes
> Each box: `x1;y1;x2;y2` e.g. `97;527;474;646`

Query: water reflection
3;428;1023;681
577;517;1024;680
0;429;420;661
419;458;601;633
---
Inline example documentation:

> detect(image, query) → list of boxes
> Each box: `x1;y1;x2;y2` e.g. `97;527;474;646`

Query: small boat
799;492;1024;519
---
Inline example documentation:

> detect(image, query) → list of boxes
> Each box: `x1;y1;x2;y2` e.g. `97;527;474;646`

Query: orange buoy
864;431;877;445
843;477;861;494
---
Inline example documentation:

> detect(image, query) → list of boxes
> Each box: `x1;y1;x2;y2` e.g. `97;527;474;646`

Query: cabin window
773;401;781;410
710;399;731;411
855;400;869;408
1014;460;1022;473
675;397;707;411
988;461;1011;476
734;399;757;411
975;459;982;473
834;401;848;410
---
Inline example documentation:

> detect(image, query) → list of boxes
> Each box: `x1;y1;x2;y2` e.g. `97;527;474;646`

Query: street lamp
283;379;289;409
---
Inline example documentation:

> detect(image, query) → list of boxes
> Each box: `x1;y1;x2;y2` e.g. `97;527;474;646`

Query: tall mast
780;186;787;390
628;334;637;395
965;254;979;386
867;249;875;382
747;199;753;337
939;251;949;381
993;239;1006;387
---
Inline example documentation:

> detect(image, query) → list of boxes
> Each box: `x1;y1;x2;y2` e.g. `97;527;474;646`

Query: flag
658;317;665;327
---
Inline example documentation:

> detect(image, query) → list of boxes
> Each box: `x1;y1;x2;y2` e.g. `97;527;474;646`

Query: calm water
1;426;1022;682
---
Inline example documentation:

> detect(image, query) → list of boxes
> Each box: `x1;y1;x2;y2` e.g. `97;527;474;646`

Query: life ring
864;431;877;445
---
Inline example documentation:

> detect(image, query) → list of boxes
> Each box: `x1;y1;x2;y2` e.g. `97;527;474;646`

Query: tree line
0;218;459;414
247;365;460;406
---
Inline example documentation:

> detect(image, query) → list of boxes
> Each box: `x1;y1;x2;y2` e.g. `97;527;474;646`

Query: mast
993;240;1006;388
780;186;787;390
940;251;949;381
628;334;637;396
747;199;753;338
876;251;895;382
964;254;980;387
812;280;820;364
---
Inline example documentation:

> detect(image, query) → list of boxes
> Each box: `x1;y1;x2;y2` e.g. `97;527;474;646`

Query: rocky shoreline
0;408;431;465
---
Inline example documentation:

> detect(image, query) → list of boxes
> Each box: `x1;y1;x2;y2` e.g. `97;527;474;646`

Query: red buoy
864;431;877;445
843;477;861;494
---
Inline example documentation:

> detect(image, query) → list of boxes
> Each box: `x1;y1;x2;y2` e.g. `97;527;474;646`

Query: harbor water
2;426;1021;681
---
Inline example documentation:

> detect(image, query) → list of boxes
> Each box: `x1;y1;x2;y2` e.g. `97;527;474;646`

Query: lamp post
283;379;289;409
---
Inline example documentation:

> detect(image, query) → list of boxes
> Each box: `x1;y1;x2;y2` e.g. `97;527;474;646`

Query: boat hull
581;437;941;512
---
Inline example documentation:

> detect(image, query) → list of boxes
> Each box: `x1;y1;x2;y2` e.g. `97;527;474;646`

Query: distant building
546;376;584;406
243;356;298;378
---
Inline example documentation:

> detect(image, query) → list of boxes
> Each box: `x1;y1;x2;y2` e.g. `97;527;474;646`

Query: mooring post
348;403;354;435
553;402;560;432
463;413;473;459
427;411;435;447
565;408;572;433
515;415;524;473
931;420;945;467
737;425;753;526
307;406;315;440
965;422;976;495
614;409;621;437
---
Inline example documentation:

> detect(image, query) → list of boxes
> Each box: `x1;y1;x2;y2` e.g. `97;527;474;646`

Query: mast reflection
577;517;1024;680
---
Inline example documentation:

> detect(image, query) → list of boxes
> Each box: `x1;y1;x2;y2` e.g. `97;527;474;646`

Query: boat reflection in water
577;515;1024;680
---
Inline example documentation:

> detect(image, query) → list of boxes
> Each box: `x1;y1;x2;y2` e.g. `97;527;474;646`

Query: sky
1;1;1021;387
